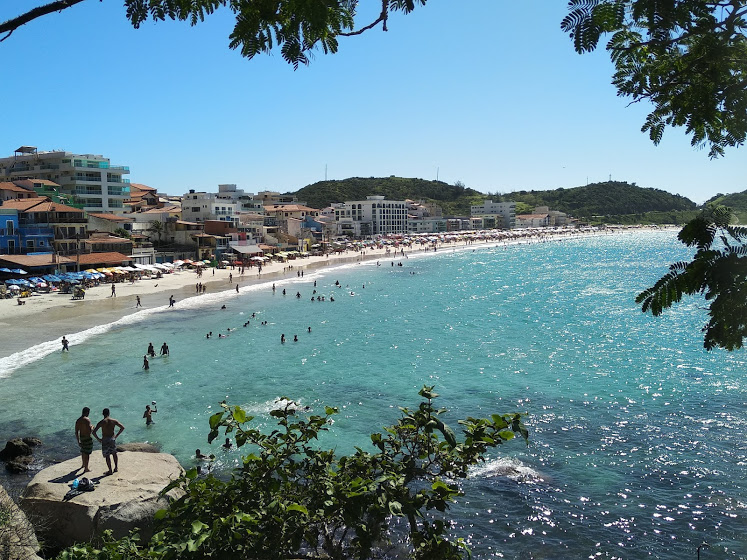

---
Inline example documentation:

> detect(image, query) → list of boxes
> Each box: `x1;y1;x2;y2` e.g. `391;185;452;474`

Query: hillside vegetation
289;178;698;223
496;181;696;218
292;177;484;216
705;190;747;222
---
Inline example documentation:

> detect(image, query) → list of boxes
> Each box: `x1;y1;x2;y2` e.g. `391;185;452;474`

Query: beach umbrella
7;285;20;291
10;269;27;275
0;268;11;273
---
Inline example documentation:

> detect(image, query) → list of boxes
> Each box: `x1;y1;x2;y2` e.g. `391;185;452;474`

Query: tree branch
338;0;388;37
0;0;87;40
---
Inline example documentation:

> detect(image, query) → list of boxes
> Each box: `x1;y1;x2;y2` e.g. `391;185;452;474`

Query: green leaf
208;412;224;430
191;520;208;534
232;407;247;424
286;503;309;515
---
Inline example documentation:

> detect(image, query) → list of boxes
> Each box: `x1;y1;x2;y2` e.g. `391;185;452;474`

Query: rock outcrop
1;437;42;474
19;451;184;549
0;483;42;560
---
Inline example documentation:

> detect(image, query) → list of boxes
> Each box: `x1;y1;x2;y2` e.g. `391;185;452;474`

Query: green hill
498;181;696;218
289;178;698;223
291;177;484;215
704;190;747;221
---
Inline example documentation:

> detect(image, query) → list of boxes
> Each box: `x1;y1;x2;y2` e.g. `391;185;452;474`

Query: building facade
470;200;516;229
0;146;130;214
334;196;408;237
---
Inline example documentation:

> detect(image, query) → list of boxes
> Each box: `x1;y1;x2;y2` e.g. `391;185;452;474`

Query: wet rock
5;456;33;474
0;439;32;461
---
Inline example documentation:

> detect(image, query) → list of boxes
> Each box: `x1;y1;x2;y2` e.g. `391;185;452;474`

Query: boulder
22;437;42;448
0;439;33;461
20;451;184;550
5;456;33;474
0;483;42;560
117;442;160;453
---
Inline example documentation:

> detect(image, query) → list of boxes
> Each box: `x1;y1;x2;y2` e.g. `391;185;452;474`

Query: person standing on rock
93;408;125;475
75;407;94;473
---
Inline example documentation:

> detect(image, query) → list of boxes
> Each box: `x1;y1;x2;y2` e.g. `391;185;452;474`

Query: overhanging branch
338;0;388;37
0;0;87;42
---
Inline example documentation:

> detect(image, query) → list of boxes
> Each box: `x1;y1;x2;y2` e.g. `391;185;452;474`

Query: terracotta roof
0;254;75;267
12;179;60;188
76;252;133;265
264;204;319;213
141;205;180;214
87;213;134;222
1;198;82;213
129;183;157;192
83;237;132;244
0;182;35;193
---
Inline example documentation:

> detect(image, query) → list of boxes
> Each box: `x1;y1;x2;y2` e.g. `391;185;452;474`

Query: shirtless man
74;407;93;473
93;408;125;475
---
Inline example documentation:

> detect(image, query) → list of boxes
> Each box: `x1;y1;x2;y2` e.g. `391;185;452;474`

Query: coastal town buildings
181;187;242;225
470;200;516;229
0;146;131;214
333;196;409;237
516;206;570;228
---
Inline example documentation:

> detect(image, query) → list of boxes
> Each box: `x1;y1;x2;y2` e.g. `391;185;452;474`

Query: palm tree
148;220;164;248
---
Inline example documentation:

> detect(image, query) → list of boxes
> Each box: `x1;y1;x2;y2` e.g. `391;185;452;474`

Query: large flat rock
19;451;183;549
0;483;42;560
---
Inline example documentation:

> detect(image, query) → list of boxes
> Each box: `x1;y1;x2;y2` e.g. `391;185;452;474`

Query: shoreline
0;226;675;361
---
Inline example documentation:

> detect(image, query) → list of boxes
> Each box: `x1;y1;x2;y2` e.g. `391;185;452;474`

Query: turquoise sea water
0;230;745;559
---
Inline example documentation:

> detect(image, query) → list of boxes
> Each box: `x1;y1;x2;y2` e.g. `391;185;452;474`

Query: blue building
0;206;55;255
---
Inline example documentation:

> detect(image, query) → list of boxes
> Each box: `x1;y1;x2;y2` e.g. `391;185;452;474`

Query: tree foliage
562;0;747;158
1;0;426;68
293;177;484;215
503;181;695;219
636;205;747;350
58;387;528;559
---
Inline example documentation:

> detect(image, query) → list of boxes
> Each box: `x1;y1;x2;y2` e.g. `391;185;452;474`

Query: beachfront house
0;181;40;202
333;196;409;238
0;146;131;215
470;200;516;230
1;198;87;256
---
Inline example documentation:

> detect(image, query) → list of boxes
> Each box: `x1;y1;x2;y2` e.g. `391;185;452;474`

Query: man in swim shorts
93;408;125;475
75;407;93;473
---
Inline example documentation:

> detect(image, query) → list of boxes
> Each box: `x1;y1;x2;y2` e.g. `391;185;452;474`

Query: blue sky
1;1;744;204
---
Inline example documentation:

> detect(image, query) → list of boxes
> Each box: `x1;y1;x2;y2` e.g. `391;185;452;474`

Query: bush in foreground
59;386;528;559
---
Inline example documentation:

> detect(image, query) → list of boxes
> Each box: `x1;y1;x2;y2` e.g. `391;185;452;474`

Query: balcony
74;189;102;196
73;161;130;172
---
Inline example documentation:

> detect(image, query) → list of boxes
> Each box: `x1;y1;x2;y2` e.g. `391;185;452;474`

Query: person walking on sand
135;295;142;308
168;295;175;307
75;407;94;473
61;336;69;352
93;408;125;475
236;284;239;293
111;284;116;297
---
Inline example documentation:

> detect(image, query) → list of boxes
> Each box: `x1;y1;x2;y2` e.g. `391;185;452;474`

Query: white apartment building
470;200;516;229
334;196;409;237
0;146;131;214
181;187;242;225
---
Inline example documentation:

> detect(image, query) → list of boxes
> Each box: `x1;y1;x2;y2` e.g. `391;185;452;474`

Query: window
6;220;13;236
27;240;34;249
8;240;15;251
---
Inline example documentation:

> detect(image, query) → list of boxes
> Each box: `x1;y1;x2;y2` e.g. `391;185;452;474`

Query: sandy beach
0;226;670;359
